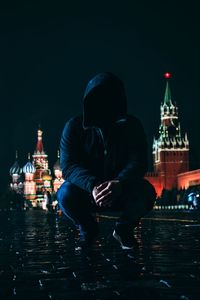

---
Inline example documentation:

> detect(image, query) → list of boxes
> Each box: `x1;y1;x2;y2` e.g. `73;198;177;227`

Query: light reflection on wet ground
0;210;200;299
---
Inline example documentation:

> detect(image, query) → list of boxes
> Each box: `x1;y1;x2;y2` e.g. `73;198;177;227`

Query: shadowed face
83;74;127;129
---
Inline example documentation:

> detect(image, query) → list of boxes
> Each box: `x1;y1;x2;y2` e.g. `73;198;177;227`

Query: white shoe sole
113;230;134;250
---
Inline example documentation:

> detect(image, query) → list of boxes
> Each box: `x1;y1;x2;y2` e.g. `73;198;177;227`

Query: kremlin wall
9;74;200;207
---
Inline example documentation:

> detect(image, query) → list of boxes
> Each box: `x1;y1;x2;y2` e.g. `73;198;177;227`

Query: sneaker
113;225;137;250
76;224;99;250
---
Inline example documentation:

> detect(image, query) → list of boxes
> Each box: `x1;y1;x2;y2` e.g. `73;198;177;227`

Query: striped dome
10;161;22;176
23;161;36;174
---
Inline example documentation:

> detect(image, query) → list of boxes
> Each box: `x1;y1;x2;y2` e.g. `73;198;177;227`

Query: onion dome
10;161;22;176
9;151;22;176
23;153;36;174
42;170;52;181
53;150;61;171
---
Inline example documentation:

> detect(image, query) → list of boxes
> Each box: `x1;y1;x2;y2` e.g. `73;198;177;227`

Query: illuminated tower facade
23;154;36;201
32;128;49;193
152;73;189;189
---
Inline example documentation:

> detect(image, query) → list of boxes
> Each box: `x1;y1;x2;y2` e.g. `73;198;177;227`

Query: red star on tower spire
164;72;171;79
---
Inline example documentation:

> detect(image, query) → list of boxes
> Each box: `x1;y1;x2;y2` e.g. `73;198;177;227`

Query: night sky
0;1;200;192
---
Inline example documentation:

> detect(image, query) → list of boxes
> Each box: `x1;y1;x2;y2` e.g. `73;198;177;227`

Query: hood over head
83;72;127;129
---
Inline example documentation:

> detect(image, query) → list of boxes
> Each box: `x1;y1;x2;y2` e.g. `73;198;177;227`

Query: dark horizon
1;1;200;192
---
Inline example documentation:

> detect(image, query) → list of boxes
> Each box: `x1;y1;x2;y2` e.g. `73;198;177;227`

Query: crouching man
57;72;156;249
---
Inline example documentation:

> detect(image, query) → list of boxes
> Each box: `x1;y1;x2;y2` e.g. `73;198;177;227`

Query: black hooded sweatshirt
60;72;148;194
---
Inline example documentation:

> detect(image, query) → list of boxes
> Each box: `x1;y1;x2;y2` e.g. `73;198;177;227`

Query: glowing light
164;72;171;79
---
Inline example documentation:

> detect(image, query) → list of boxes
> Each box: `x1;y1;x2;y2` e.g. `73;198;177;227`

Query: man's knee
57;182;77;209
57;181;90;210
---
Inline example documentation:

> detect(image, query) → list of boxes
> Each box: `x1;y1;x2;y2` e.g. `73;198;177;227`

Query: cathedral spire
161;73;178;124
164;81;172;106
35;127;44;154
163;73;172;106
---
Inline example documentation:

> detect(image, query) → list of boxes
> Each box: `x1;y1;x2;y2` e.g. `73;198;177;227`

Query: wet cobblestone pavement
0;210;200;300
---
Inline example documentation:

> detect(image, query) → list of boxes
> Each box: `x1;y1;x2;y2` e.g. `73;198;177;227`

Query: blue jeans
57;179;156;232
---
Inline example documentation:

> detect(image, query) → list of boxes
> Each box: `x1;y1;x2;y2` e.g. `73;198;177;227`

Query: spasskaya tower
152;73;189;190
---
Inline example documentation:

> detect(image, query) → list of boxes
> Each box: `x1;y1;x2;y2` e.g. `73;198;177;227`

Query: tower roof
34;128;45;154
164;81;172;106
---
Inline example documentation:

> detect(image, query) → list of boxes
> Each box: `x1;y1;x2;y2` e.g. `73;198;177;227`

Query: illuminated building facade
10;74;200;202
23;154;36;201
9;129;64;206
146;73;200;196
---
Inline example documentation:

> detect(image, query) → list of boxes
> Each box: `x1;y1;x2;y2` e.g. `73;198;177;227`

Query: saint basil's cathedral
9;128;64;207
9;74;200;206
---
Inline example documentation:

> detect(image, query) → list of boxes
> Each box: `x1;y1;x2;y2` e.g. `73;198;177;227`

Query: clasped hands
92;180;122;208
